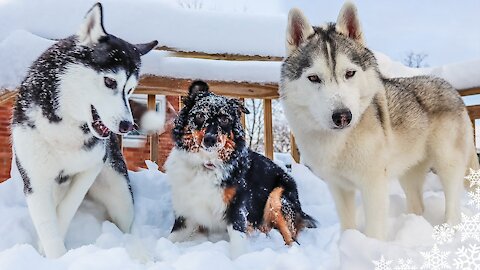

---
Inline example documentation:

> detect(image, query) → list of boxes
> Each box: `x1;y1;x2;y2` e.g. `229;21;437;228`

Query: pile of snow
0;159;476;269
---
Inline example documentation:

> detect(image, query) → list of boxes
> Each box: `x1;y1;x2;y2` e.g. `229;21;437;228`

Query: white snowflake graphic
394;258;418;270
454;213;480;242
433;223;455;244
452;244;480;270
467;187;480;210
373;255;393;270
420;244;451;269
465;168;480;188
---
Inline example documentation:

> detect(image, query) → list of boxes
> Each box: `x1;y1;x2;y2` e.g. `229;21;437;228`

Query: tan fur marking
223;187;237;205
262;187;295;245
183;128;205;152
218;132;236;161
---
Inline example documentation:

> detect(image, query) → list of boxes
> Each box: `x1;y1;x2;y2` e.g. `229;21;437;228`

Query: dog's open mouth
203;161;216;170
90;105;111;138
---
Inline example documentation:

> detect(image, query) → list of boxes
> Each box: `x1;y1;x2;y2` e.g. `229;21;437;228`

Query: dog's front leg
168;217;198;242
57;164;103;239
227;224;248;259
26;182;66;258
361;177;388;240
328;183;356;231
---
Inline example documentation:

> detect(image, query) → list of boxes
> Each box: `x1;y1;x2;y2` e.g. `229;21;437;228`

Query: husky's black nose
203;133;217;148
332;109;352;128
119;120;133;133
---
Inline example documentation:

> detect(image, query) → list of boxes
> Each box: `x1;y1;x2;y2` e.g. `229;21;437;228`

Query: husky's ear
188;80;210;96
286;8;314;55
336;2;364;45
135;41;159;56
78;3;107;46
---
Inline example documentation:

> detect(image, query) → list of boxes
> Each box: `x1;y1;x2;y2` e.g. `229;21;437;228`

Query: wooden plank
240;98;246;128
263;99;273;160
290;133;300;163
459;87;480;97
467;105;480;119
117;135;123;152
467;105;480;145
148;94;159;164
156;46;282;62
0;91;17;105
136;76;279;99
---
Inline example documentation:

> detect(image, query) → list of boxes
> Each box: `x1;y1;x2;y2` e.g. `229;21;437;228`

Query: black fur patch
172;216;186;232
83;136;101;150
15;158;32;195
80;123;90;134
104;134;133;202
55;170;70;184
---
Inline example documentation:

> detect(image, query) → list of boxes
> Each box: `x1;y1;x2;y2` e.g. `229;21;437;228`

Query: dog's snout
203;133;217;148
332;109;352;128
119;120;133;133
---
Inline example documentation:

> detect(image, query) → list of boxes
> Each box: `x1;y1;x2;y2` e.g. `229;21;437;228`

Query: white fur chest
166;149;229;230
12;108;106;176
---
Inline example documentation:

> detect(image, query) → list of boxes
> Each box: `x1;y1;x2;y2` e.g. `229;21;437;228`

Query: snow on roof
1;30;479;92
0;0;286;57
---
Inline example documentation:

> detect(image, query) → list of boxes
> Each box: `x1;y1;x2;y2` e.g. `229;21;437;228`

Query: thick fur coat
166;81;315;257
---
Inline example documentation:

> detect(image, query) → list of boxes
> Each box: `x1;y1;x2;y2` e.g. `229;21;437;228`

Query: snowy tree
244;99;291;153
403;51;429;68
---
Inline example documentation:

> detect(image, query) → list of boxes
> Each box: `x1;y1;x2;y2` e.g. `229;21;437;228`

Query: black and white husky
165;81;316;257
11;3;158;258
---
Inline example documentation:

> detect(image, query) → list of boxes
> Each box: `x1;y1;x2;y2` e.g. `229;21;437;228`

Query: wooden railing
1;48;479;164
135;76;286;163
460;87;480;143
135;47;289;163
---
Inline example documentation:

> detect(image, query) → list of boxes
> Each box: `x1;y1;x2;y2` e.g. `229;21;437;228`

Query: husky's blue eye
345;70;356;79
104;77;117;89
307;75;322;83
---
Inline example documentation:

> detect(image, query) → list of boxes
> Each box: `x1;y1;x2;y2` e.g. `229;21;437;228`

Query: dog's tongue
203;162;216;170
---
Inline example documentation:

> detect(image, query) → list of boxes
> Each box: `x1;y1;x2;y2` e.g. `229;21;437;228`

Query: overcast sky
280;0;480;67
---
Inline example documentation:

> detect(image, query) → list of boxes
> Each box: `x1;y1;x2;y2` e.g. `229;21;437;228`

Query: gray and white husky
11;3;158;258
280;2;478;240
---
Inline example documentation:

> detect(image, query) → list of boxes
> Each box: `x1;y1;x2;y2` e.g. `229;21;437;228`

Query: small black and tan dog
165;80;315;256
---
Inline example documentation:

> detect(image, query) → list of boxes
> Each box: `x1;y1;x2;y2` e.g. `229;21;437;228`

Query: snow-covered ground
0;159;478;270
1;0;480;269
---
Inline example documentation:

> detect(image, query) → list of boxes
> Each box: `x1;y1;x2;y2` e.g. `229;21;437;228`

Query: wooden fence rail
1;44;479;165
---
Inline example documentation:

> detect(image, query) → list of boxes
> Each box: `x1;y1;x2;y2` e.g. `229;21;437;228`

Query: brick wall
0;99;13;182
0;95;179;182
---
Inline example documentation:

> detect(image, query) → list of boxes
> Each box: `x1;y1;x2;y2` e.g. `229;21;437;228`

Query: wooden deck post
290;133;300;163
147;94;159;164
240;98;246;128
263;99;273;159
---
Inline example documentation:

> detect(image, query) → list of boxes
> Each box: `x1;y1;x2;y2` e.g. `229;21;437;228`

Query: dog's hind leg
57;164;103;239
87;164;134;233
328;183;356;231
433;156;464;225
399;160;429;215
